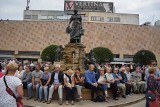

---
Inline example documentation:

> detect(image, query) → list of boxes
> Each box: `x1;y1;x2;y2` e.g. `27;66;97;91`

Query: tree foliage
41;45;58;63
133;50;156;65
93;47;114;63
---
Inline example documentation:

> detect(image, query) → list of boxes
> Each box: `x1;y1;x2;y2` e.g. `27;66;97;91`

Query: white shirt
64;74;74;83
14;70;25;80
0;76;22;107
98;75;105;83
105;73;114;88
125;71;132;81
105;73;114;81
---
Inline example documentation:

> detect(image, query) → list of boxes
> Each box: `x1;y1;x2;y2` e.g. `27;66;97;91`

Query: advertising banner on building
64;1;114;13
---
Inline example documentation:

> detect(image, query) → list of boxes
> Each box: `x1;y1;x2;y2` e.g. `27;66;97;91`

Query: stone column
62;43;86;71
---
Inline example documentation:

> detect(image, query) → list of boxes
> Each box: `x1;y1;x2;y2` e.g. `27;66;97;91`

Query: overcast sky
0;0;160;24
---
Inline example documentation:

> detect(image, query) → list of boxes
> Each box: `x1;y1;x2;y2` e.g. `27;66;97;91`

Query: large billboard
64;1;114;13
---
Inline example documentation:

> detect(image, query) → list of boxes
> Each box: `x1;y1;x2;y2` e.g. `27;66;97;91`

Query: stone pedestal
62;43;86;71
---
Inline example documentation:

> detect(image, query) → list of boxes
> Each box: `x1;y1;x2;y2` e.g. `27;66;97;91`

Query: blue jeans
98;84;108;91
27;83;32;97
27;83;40;98
39;86;48;100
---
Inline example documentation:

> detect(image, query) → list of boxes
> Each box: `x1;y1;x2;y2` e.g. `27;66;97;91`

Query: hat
66;69;74;76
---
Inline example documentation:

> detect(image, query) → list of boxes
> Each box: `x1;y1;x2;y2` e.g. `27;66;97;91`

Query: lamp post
72;51;75;70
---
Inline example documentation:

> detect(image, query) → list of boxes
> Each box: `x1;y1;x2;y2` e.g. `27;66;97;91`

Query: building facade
0;21;160;66
23;10;139;25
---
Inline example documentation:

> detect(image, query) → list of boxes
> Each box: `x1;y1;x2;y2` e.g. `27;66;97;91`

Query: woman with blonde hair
64;69;75;105
0;61;23;107
39;67;51;103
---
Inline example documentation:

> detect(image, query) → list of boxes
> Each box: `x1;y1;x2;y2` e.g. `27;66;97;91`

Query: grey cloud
0;0;159;24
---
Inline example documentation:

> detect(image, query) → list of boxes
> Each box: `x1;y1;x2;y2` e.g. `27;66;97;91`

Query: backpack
96;95;105;102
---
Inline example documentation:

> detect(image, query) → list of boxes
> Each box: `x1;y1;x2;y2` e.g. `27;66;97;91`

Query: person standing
0;61;23;107
47;64;64;105
0;63;3;78
146;67;159;107
84;64;98;102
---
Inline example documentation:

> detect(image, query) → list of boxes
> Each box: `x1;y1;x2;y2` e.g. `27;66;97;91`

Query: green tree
93;47;114;64
41;45;58;63
133;50;156;65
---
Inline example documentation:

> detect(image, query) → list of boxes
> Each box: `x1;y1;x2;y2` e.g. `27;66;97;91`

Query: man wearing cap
47;64;64;105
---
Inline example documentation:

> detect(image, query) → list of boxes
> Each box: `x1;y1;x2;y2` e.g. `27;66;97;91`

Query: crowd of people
0;59;160;107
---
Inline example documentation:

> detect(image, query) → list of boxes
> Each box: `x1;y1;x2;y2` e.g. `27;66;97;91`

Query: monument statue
55;46;63;62
66;10;84;43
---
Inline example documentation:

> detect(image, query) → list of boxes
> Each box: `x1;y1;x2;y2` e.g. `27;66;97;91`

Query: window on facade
18;51;40;56
41;15;48;20
114;17;120;22
48;16;54;20
24;15;31;19
107;17;113;22
32;15;38;20
114;54;120;58
91;16;104;22
0;50;14;55
91;16;97;21
57;15;70;21
123;55;134;58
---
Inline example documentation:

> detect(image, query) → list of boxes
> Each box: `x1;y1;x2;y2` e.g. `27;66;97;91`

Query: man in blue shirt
84;64;98;102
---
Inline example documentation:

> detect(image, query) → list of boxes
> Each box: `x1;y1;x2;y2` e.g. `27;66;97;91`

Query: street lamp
72;51;75;69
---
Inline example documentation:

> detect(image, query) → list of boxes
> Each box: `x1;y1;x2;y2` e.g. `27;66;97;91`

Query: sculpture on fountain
66;10;84;43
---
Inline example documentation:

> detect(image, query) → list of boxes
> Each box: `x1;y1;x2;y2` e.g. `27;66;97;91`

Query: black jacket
120;72;127;84
50;71;64;85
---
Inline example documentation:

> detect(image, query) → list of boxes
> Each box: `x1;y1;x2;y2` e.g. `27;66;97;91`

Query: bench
23;88;113;100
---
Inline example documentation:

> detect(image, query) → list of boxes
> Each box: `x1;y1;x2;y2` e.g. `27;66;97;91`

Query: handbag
3;76;24;107
146;90;156;101
96;95;105;102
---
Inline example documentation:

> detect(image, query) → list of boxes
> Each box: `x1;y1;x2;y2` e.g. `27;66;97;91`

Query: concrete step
23;94;145;107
